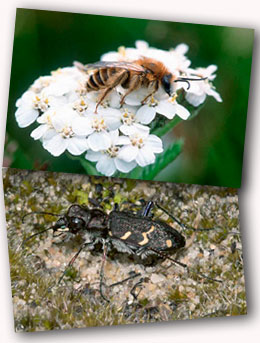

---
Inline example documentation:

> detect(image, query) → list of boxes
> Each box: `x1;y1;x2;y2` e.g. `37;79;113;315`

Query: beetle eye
70;216;85;233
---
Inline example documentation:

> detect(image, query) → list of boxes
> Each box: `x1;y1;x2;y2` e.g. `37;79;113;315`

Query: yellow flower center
61;126;74;138
118;46;126;58
107;146;119;158
148;96;158;107
33;95;49;111
73;97;88;114
131;135;144;149
169;94;178;103
92;117;107;131
122;109;135;125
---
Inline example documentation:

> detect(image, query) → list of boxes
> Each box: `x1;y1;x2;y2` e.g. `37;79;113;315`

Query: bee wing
74;61;145;73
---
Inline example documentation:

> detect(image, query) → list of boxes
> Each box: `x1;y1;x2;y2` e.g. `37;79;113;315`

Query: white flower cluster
15;40;222;176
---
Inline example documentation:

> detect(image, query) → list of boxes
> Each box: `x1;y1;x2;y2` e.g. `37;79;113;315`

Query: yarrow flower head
117;129;163;167
85;130;137;176
14;40;222;177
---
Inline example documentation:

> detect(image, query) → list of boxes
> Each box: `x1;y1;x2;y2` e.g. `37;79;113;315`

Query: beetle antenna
174;76;207;90
22;211;63;223
22;226;55;246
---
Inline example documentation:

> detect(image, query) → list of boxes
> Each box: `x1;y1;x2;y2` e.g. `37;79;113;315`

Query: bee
74;58;206;113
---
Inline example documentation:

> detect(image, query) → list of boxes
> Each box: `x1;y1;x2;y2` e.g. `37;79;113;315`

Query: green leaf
150;97;205;138
78;158;102;176
128;140;183;180
65;153;101;176
151;116;182;137
11;147;34;170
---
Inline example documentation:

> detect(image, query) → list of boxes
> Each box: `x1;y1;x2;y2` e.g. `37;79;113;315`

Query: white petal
206;65;218;77
88;131;111;151
20;90;35;103
15;98;22;107
135;40;149;51
136;146;155;167
146;135;163;153
51;115;67;131
123;88;150;106
175;104;191;120
104;113;121;130
116;135;131;145
109;91;121;108
48;95;68;107
72;117;94;136
67;137;89;155
96;155;116;176
185;92;207;107
108;129;119;144
156;100;177;119
101;52;120;62
15;107;39;128
185;82;201;95
120;123;149;136
114;158;137;173
30;124;49;140
136;105;156;124
85;150;102;162
42;128;57;140
43;134;68;156
117;145;138;162
206;88;223;102
175;43;189;55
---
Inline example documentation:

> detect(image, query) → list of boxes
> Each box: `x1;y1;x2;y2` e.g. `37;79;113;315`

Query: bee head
162;73;173;96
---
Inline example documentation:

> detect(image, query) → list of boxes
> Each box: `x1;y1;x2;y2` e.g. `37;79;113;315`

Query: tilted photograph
3;168;246;332
4;9;254;187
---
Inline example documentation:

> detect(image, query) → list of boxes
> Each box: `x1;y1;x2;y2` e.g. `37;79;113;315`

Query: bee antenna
22;226;55;246
174;77;208;90
22;211;63;223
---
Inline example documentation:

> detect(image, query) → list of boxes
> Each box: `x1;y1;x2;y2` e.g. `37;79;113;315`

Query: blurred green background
4;8;254;187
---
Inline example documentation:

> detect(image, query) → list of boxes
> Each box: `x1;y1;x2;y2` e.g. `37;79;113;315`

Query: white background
0;0;259;341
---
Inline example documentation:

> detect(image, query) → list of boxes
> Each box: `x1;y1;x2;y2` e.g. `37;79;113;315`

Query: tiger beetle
22;201;222;302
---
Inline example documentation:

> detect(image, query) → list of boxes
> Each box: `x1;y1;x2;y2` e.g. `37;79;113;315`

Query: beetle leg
58;240;95;285
109;271;141;288
130;277;144;300
155;202;217;233
99;239;110;302
140;201;154;217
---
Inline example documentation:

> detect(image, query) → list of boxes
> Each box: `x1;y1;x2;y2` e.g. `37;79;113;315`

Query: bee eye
162;74;173;96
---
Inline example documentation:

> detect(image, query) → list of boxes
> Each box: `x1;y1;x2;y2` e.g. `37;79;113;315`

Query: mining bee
74;58;207;113
23;201;221;302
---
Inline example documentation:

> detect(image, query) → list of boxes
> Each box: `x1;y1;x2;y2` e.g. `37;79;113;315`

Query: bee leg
120;75;141;106
95;88;113;113
95;70;129;113
141;80;159;105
